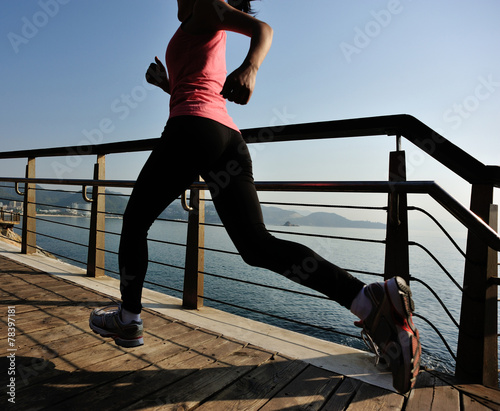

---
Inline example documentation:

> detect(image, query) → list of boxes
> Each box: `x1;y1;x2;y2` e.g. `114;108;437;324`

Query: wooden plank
258;365;343;411
196;355;308;411
8;286;78;303
322;378;362;411
0;352;82;404
166;328;221;347
45;286;112;304
11;350;129;410
16;320;91;350
0;301;40;315
346;382;404;411
0;274;30;286
24;330;105;359
0;340;122;406
431;375;461;411
144;319;200;342
141;344;277;411
12;305;91;334
406;371;436;411
51;337;245;410
3;278;64;291
432;371;500;410
462;393;497;411
13;330;210;410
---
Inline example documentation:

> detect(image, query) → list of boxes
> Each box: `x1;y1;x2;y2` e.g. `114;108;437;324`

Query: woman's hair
228;0;254;15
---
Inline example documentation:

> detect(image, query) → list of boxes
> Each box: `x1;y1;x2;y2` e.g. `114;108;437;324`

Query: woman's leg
119;117;226;313
118;116;258;313
202;127;365;309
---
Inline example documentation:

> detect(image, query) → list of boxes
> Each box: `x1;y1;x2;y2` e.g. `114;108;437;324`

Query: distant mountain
0;183;19;203
204;205;384;229
0;184;384;229
0;183;129;215
259;206;385;229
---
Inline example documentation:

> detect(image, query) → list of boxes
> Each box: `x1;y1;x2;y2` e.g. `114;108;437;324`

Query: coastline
36;214;123;219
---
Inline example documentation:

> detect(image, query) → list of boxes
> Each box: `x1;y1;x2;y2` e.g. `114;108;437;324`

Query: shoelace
360;328;383;366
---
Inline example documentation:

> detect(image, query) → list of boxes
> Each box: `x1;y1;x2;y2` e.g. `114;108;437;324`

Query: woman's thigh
124;116;239;229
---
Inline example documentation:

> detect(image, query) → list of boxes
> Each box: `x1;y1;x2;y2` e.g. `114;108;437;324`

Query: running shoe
89;304;144;348
355;276;421;393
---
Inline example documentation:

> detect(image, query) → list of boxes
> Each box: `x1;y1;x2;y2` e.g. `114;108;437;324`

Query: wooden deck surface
1;254;500;410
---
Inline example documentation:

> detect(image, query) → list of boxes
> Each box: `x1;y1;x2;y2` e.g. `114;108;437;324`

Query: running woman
89;0;421;393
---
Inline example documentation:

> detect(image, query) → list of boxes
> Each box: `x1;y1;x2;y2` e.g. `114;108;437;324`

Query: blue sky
1;0;499;227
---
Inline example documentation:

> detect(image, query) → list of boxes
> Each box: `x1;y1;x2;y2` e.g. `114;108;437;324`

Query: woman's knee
237;235;279;269
239;248;266;268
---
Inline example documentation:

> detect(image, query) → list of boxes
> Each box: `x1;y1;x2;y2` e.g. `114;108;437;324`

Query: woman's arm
186;0;273;105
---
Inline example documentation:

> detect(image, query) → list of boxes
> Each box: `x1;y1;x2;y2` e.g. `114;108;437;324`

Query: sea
17;214;494;376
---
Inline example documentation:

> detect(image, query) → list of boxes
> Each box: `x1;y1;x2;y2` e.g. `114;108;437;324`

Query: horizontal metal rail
1;115;498;187
3;177;499;251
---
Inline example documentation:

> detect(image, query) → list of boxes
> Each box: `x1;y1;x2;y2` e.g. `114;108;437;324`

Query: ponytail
228;0;254;15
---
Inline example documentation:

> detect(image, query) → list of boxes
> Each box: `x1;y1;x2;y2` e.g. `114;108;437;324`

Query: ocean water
17;215;490;375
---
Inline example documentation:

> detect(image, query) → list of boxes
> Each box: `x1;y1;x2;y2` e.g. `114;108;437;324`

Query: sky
1;0;499;229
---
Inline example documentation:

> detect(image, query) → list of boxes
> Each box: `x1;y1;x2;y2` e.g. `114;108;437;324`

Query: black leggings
119;116;364;314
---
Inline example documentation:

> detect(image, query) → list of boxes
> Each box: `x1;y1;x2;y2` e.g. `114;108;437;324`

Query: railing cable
409;206;466;258
35;215;90;231
413;313;457;361
32;230;88;249
200;270;331;300
198;293;363;341
409;241;464;293
410;276;459;328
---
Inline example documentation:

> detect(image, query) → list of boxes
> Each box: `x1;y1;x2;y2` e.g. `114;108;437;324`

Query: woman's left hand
221;63;258;105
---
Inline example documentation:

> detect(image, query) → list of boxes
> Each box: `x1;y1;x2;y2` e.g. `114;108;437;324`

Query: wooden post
384;150;410;282
87;154;106;277
484;204;498;387
455;184;497;386
21;157;36;254
183;178;205;309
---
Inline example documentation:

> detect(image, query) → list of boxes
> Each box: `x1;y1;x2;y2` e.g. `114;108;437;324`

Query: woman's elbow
260;21;273;41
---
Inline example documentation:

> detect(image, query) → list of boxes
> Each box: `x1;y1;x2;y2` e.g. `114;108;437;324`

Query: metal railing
0;114;499;386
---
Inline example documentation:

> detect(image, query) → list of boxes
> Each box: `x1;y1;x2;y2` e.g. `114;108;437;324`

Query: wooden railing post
183;178;205;309
484;204;498;386
21;157;36;254
456;184;497;386
384;149;410;282
87;154;106;277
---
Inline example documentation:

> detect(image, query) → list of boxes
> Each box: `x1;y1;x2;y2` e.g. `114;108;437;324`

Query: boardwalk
1;252;500;410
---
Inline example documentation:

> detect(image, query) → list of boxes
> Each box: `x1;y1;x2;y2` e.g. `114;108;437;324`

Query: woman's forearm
242;21;273;71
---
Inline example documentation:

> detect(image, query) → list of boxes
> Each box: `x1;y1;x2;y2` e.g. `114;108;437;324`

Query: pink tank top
166;26;239;131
